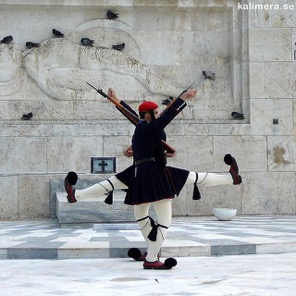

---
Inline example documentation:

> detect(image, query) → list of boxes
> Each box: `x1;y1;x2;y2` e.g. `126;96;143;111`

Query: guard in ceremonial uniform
64;88;242;270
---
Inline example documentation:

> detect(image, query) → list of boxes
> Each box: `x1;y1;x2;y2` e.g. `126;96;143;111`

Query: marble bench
56;191;136;226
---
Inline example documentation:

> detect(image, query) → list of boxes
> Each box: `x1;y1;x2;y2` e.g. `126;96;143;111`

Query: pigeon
112;42;125;51
162;97;174;106
107;10;119;19
231;112;244;120
52;29;64;38
202;70;216;80
21;112;33;120
0;35;13;44
26;42;39;49
81;38;94;47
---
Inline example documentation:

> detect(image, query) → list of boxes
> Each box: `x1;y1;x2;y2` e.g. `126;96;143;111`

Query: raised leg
64;172;128;203
185;154;242;187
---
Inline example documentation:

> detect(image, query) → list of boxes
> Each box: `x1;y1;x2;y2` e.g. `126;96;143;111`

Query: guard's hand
180;89;197;100
165;152;176;158
123;146;133;157
108;88;120;103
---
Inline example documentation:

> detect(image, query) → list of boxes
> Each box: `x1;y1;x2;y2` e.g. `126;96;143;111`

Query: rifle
86;82;176;155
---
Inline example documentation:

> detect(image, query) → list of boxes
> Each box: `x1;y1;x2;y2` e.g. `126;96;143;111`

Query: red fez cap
138;101;158;112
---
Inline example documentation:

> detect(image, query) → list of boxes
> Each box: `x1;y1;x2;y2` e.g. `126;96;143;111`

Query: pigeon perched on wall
81;38;94;47
52;29;64;38
202;71;216;80
231;112;244;120
112;43;125;51
21;112;33;120
0;35;13;44
26;42;39;49
107;10;119;19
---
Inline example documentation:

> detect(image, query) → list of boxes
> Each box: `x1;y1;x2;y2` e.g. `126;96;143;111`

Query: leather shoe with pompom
64;171;78;203
143;258;177;270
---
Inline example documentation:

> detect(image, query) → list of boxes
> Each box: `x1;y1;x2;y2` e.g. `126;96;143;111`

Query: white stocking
146;199;172;262
134;203;152;246
75;176;128;201
185;171;233;187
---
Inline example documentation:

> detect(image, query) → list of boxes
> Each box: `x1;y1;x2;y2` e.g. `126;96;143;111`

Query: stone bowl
212;208;237;221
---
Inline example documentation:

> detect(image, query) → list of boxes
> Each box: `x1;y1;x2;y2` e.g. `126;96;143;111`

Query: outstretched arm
152;89;197;132
108;88;139;120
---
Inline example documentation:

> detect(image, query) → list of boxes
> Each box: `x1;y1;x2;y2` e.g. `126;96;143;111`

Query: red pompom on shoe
64;171;78;203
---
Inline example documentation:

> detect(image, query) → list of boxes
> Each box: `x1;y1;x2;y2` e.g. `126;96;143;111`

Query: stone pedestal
56;191;135;226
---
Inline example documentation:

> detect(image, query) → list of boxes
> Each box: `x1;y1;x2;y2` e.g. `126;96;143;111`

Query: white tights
74;172;233;262
131;173;233;262
185;171;233;186
75;172;233;201
75;176;128;201
134;199;172;262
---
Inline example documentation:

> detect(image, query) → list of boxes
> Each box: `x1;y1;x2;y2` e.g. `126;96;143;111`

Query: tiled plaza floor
0;215;296;295
0;215;296;259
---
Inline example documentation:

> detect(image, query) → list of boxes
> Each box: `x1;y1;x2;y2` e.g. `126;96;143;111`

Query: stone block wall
0;0;295;219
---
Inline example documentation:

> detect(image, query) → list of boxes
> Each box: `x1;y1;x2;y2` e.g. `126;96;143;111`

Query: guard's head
138;101;159;121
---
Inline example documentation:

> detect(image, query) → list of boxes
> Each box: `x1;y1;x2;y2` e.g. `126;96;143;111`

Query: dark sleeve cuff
170;97;187;113
117;100;139;118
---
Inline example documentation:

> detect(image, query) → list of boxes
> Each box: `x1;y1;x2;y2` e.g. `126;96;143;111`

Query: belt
135;157;155;166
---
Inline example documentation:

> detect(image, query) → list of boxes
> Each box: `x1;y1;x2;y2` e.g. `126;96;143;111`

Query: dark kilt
115;161;189;205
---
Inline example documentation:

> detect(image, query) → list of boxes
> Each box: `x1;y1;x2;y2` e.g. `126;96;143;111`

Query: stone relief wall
0;0;295;219
0;2;244;122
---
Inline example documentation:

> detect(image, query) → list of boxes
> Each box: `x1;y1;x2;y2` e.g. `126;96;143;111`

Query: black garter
137;216;168;242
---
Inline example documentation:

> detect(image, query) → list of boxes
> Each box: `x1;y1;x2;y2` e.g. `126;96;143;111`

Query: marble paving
1;253;296;295
0;215;296;260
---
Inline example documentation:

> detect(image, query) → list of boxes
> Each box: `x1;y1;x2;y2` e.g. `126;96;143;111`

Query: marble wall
0;0;295;219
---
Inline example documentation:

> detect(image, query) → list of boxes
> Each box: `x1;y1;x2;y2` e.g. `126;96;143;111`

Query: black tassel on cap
104;179;114;205
192;173;201;200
